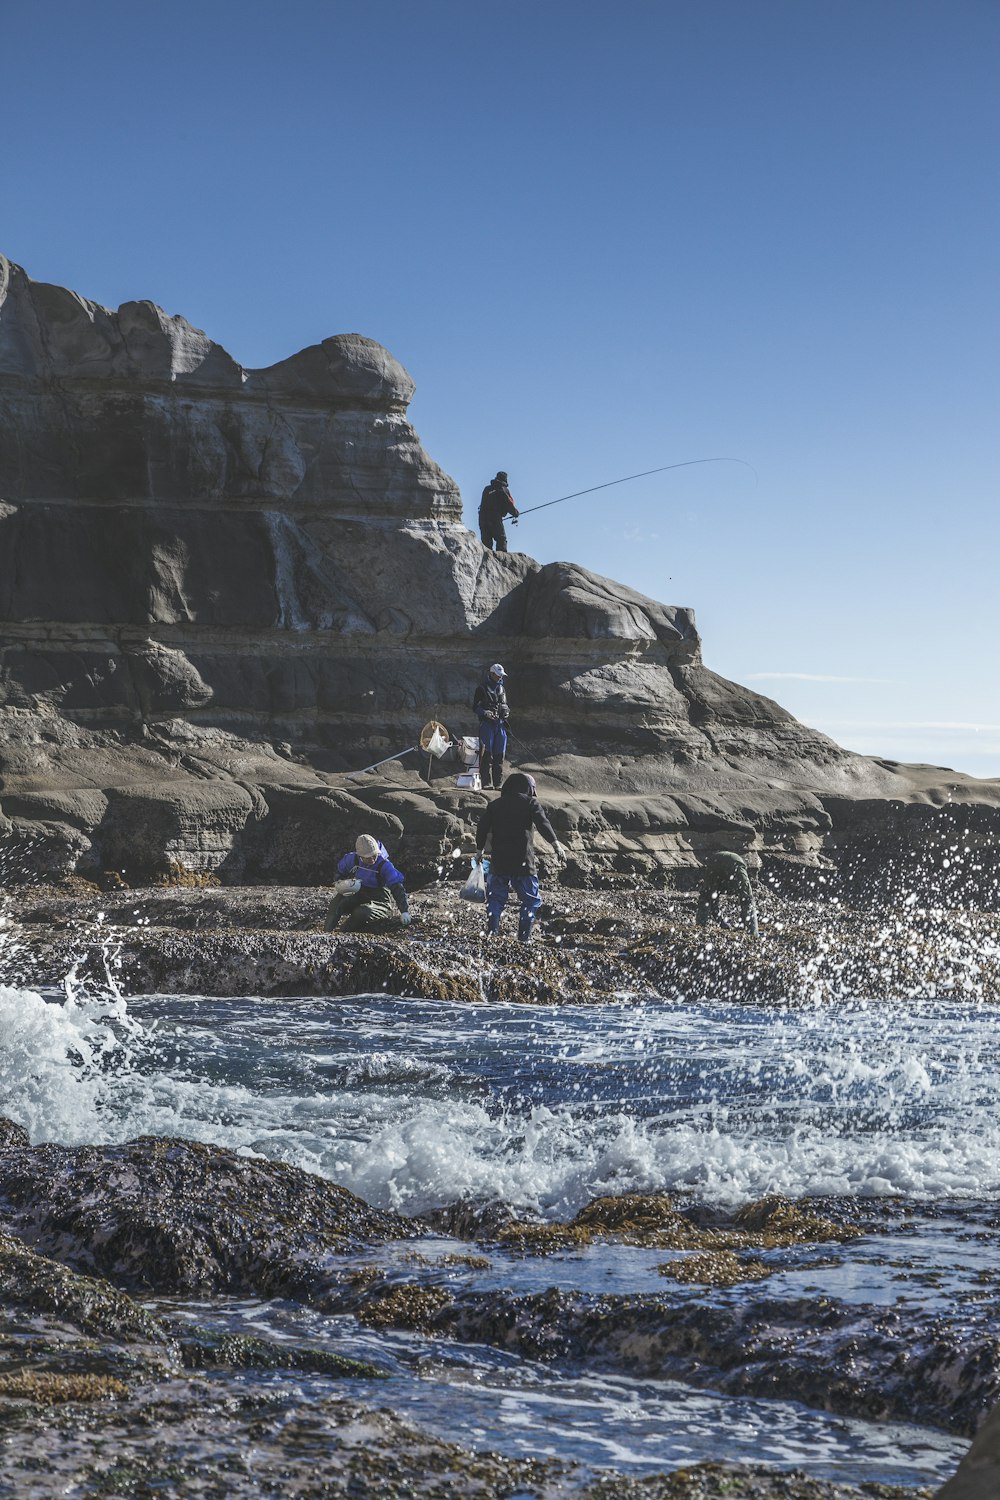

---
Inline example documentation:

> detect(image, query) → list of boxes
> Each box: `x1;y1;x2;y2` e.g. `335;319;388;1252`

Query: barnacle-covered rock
0;1134;413;1297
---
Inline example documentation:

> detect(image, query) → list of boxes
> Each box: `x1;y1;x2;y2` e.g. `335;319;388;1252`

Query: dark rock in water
337;1280;999;1440
937;1396;1000;1497
419;1197;520;1240
498;1192;861;1252
2;252;1000;892
0;1135;414;1297
0;1116;30;1149
174;1328;386;1380
0;1224;169;1347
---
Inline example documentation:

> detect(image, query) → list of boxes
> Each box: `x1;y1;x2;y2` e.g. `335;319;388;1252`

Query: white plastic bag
460;857;487;902
424;726;451;759
419;720;452;759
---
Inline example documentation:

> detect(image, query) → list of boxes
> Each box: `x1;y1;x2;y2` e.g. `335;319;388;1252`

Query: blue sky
4;0;999;774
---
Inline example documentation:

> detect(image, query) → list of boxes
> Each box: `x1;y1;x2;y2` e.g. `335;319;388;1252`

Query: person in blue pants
473;662;511;789
475;772;564;942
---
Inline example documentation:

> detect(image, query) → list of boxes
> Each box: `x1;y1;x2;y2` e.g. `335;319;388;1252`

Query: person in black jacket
475;771;564;941
473;662;511;789
478;471;520;551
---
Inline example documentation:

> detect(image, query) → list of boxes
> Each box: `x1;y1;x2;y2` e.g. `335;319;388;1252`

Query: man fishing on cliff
478;471;520;551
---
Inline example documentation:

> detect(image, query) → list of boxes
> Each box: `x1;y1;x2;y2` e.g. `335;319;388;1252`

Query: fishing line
516;457;757;519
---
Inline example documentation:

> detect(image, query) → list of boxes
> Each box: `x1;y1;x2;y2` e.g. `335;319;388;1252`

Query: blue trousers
478;721;508;759
486;873;541;941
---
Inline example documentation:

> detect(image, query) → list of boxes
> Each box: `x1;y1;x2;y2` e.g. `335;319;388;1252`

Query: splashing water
0;984;153;1142
0;976;993;1490
3;987;999;1217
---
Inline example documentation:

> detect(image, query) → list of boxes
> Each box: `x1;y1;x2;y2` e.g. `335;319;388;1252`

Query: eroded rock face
2;254;999;887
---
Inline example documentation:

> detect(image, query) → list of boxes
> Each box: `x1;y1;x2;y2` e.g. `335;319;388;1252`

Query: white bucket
458;736;480;766
456;770;482;791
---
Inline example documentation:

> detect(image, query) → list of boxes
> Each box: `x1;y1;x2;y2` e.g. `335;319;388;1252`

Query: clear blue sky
4;0;999;774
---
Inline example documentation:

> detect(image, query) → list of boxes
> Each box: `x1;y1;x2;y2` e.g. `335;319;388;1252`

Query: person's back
479;481;506;524
477;772;556;877
475;771;563;941
478;470;519;551
697;849;757;936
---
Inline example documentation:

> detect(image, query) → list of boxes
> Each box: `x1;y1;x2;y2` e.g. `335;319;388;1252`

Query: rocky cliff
1;254;998;891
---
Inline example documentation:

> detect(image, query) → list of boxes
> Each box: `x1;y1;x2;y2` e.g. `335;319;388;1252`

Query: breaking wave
1;986;998;1216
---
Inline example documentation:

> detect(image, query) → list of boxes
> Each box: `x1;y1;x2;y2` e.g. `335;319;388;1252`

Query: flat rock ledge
3;882;999;1007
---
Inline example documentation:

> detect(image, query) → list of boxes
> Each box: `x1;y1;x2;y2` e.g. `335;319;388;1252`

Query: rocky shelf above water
3;883;999;1009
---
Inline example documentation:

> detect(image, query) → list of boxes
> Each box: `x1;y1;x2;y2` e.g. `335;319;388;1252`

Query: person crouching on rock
696;850;759;938
476;772;564;943
474;662;511;789
324;834;412;933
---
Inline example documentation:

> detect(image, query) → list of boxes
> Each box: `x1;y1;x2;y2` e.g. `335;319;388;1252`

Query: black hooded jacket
473;674;509;725
479;480;519;527
475;772;559;877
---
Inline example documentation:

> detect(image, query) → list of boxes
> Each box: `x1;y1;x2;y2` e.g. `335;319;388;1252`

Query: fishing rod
515;457;757;519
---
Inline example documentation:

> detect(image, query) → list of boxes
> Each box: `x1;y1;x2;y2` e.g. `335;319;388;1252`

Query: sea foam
1;987;998;1216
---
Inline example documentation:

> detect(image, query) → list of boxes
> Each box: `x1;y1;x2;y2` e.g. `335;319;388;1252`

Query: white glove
335;877;362;895
552;841;566;862
401;912;412;926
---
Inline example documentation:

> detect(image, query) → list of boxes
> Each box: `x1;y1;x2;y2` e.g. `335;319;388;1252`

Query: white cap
355;834;380;858
490;663;507;677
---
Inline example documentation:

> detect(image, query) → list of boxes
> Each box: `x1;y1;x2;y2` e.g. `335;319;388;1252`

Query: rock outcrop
2;254;999;889
0;1133;412;1296
937;1397;1000;1498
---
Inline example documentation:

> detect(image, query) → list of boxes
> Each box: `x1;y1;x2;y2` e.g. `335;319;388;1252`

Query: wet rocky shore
0;1117;961;1499
2;876;999;1008
1;876;996;1496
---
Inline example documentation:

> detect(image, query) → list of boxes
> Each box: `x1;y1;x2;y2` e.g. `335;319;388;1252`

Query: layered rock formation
1;253;998;889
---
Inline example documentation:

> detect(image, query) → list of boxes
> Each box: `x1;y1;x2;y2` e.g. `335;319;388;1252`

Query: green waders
696;853;759;937
323;886;403;933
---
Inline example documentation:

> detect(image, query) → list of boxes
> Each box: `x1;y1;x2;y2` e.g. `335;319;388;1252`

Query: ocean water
3;986;998;1214
0;981;994;1487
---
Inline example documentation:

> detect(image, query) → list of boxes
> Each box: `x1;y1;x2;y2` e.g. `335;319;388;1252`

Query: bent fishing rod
514;457;757;519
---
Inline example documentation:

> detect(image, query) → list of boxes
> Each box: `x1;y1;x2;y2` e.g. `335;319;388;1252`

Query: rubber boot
491;755;504;790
